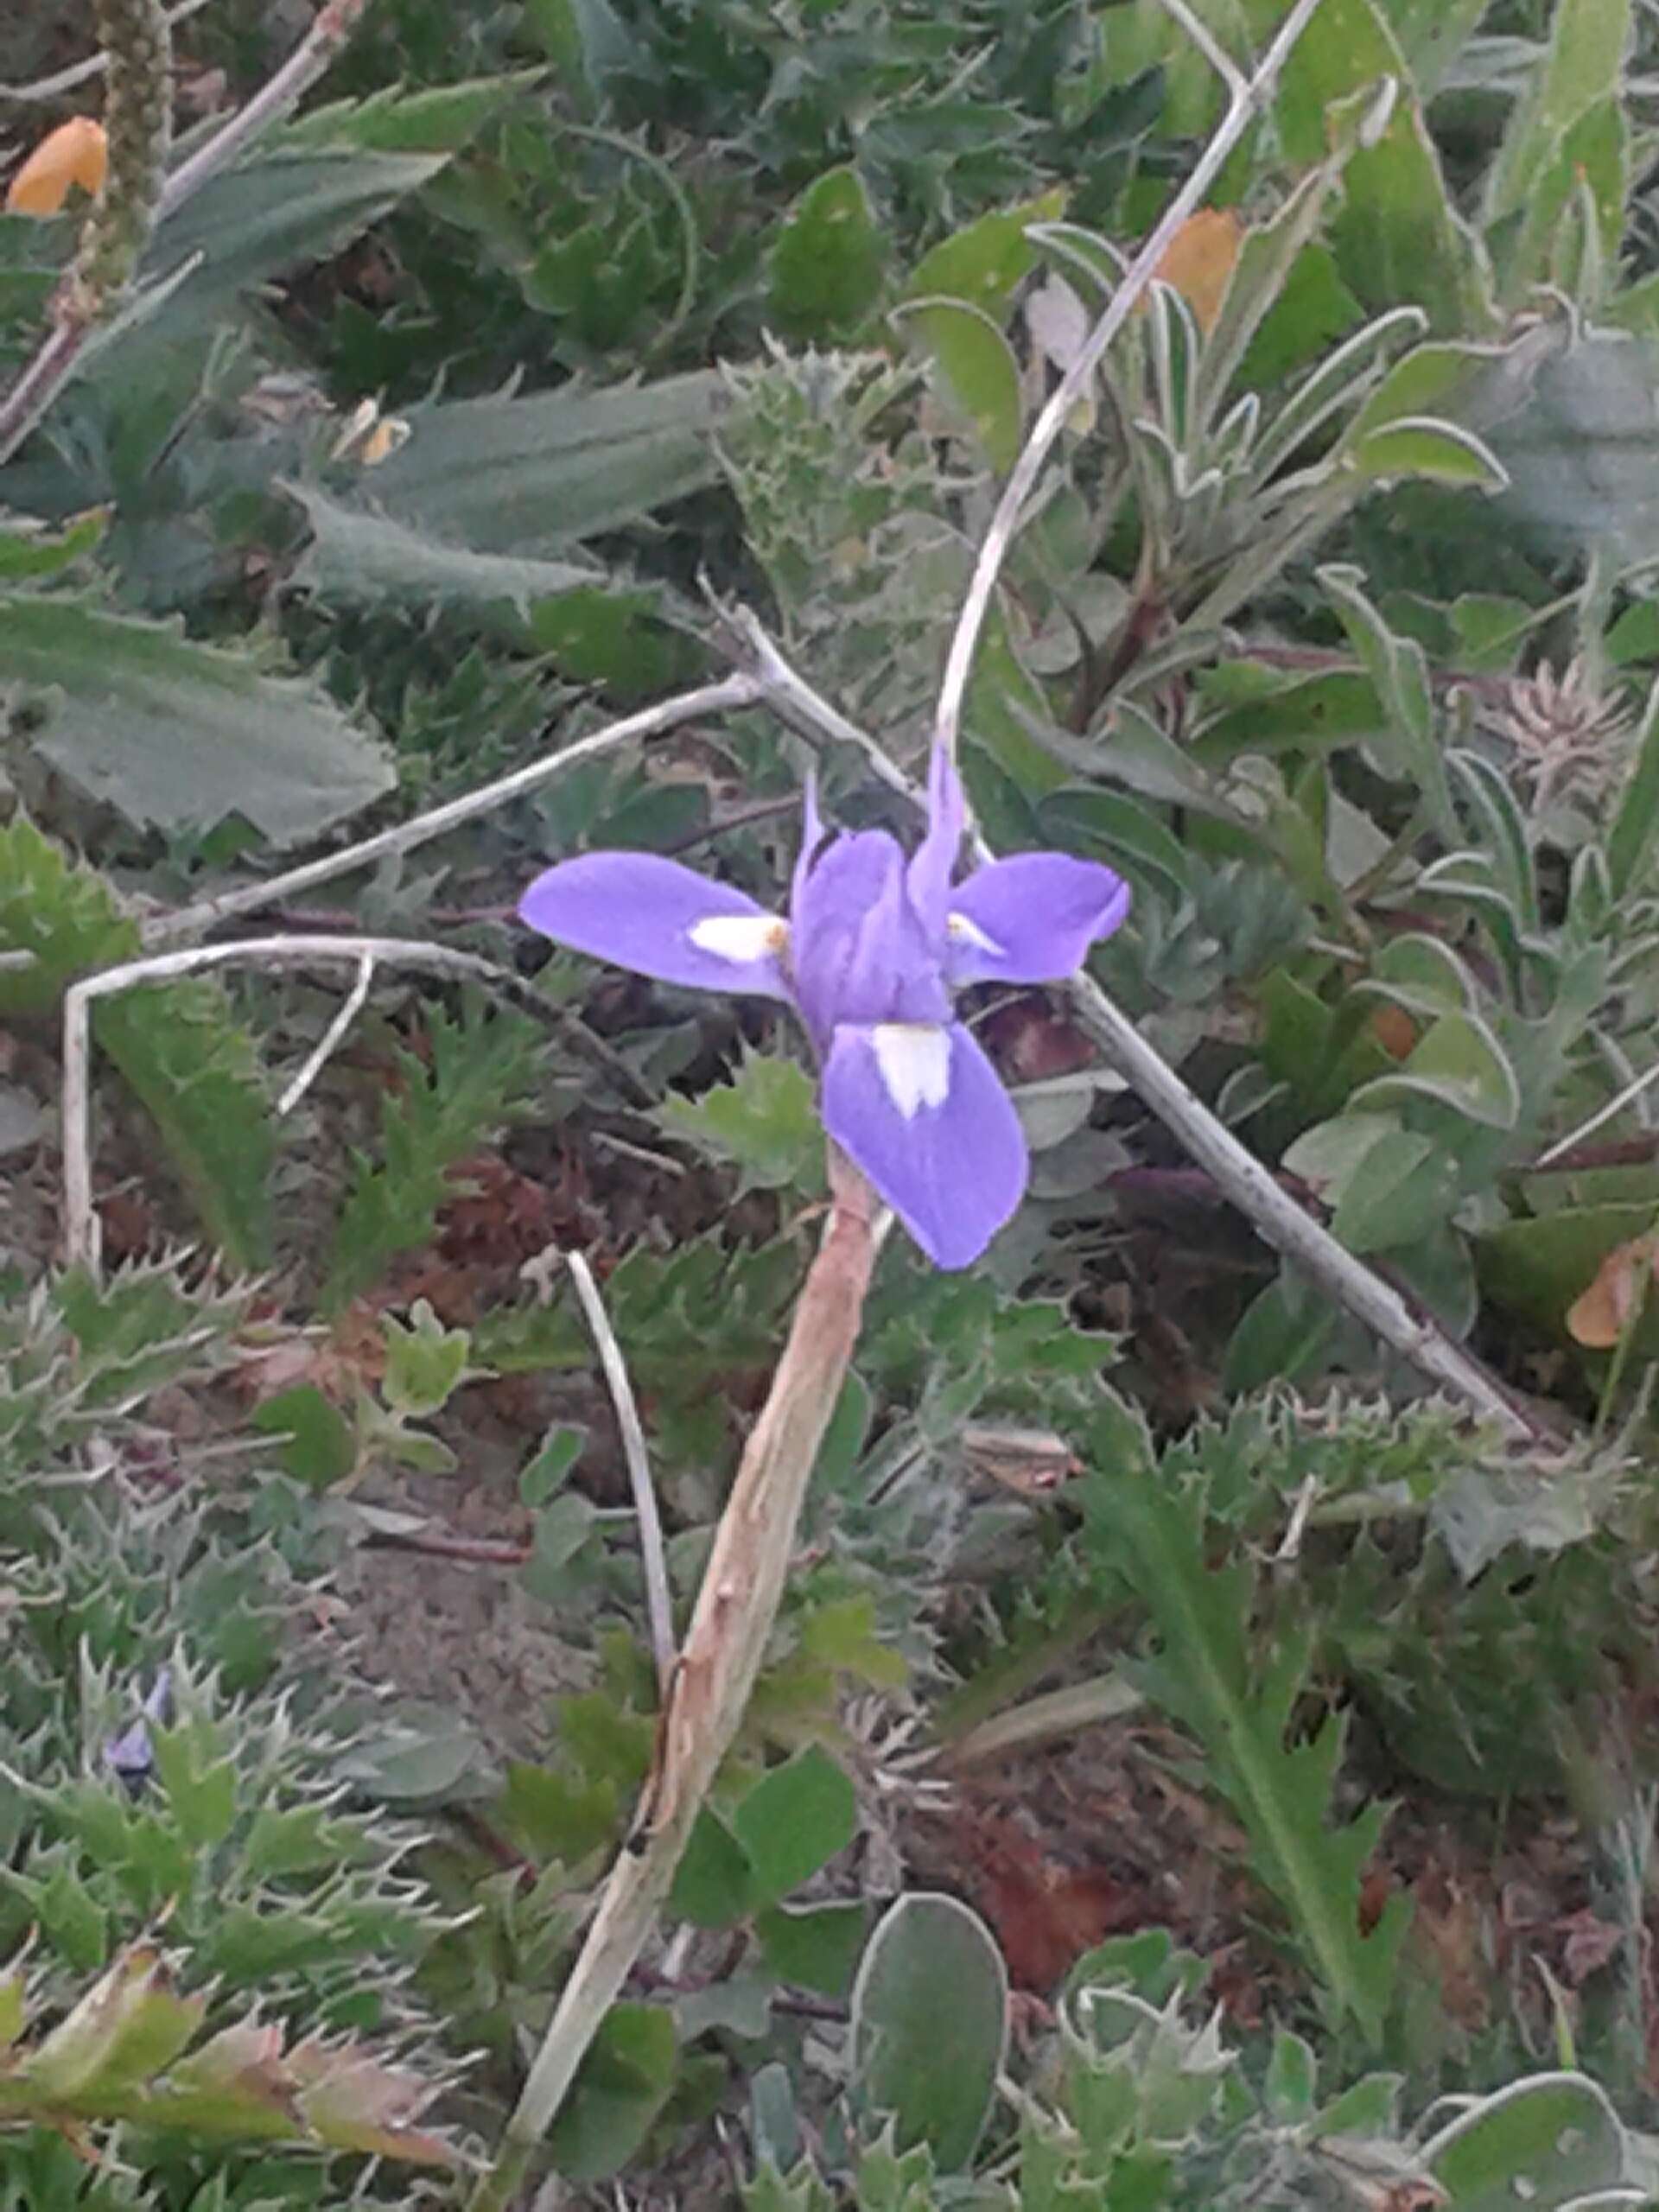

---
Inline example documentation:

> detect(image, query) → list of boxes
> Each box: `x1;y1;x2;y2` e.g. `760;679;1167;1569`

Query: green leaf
1421;2073;1629;2209
849;1892;1007;2171
1;596;393;846
1084;1453;1408;2037
547;2002;678;2183
659;1052;825;1194
892;297;1023;472
323;1003;544;1311
1484;0;1631;245
1350;1009;1521;1129
380;1301;472;1418
1348;415;1508;490
1278;2;1492;334
284;481;599;611
732;1745;856;1907
671;1808;755;1929
1283;1114;1455;1255
502;1759;619;1867
150;1722;238;1849
767;167;887;341
757;1902;867;1998
281;72;544;154
249;1384;357;1487
0;821;276;1262
1318;564;1458;842
0;509;105;581
903;190;1065;321
357;371;726;556
1478;1205;1659;1350
1607;673;1659;898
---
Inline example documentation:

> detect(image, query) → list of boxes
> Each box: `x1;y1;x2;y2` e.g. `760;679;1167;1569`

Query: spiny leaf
1084;1442;1408;2038
323;1000;546;1310
0;822;274;1265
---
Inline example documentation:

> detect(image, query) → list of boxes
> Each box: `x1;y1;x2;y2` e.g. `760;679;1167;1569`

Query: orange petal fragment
1148;206;1243;334
1565;1232;1659;1349
7;117;109;218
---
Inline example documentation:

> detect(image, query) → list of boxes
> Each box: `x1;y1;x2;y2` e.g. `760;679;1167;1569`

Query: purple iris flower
518;747;1128;1268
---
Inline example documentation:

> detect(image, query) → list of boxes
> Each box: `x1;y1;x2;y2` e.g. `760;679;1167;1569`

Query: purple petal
519;853;791;999
790;831;947;1046
945;853;1130;986
906;744;967;938
821;1020;1027;1268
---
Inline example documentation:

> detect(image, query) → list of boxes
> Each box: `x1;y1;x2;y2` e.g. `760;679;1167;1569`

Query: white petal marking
948;910;1005;957
688;913;788;964
872;1023;953;1121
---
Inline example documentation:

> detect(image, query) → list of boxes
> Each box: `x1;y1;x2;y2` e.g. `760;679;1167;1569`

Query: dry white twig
558;1248;676;1699
275;949;374;1115
931;0;1328;761
145;673;763;947
61;932;519;1273
1535;1055;1659;1166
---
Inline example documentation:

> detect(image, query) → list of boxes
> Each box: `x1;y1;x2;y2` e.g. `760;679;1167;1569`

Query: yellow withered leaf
1148;206;1242;334
6;116;108;218
1566;1232;1659;1349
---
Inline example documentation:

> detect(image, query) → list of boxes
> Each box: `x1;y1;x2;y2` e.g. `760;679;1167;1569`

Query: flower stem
467;1158;883;2212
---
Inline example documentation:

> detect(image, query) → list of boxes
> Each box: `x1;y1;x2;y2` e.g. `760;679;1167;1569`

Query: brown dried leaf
1566;1232;1659;1348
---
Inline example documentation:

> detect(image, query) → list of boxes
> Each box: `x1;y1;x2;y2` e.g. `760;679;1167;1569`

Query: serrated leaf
0;821;274;1262
359;371;726;556
323;1002;544;1311
280;71;544;154
3;595;393;845
129;149;448;343
283;480;600;611
658;1052;824;1193
1085;1452;1407;2037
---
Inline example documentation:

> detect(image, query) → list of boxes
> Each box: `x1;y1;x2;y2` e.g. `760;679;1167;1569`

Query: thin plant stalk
931;0;1327;760
467;1157;884;2212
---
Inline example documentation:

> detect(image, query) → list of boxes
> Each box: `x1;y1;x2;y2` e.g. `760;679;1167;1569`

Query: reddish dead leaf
951;1809;1137;1991
1147;207;1242;333
1556;1907;1624;1986
1370;1006;1418;1061
7;117;107;215
1566;1233;1659;1348
978;995;1095;1084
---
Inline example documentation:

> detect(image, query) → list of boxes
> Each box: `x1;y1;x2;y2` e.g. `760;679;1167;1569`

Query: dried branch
467;1158;885;2212
145;673;764;948
931;0;1328;761
542;1247;676;1699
